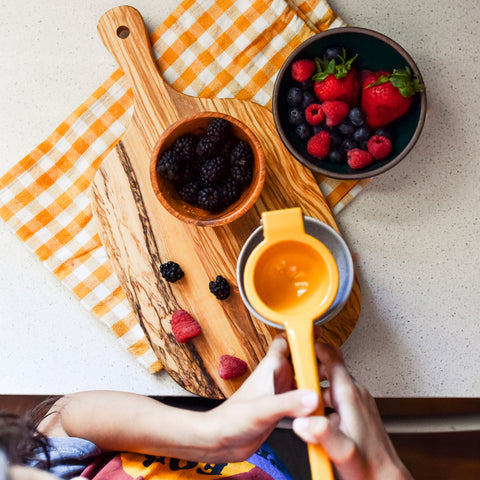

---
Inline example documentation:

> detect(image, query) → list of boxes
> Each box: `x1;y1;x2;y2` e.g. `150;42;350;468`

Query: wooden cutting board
91;6;361;399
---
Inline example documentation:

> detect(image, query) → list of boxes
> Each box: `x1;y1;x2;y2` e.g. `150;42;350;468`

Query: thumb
293;416;361;468
242;389;320;428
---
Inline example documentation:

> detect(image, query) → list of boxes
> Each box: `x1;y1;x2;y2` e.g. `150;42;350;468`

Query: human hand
292;342;413;480
205;335;320;462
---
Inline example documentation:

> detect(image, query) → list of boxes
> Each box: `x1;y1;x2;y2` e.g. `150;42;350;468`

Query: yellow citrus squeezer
243;207;338;480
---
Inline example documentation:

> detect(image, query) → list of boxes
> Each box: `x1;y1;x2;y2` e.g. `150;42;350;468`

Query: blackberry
160;261;184;283
230;140;253;167
178;181;200;204
219;137;236;158
197;186;223;212
206;118;231;143
199;155;228;186
231;163;253;186
173;135;196;161
219;177;242;206
196;136;218;157
156;150;184;182
209;275;230;300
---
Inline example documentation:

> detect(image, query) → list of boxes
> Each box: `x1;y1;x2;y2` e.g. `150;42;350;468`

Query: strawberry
347;148;373;169
307;131;330;160
171;309;202;343
313;48;360;106
218;355;248;380
305;103;324;125
291;59;316;82
320;100;349;127
361;67;424;128
367;135;392;160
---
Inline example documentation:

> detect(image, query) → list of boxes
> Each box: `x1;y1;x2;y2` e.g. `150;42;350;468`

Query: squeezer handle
285;322;334;480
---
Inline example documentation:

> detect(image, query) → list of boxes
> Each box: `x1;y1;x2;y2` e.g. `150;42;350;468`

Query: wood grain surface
91;6;361;399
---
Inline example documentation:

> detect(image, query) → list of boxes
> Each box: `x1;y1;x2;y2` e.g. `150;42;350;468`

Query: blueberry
325;46;343;61
301;91;316;109
312;125;324;135
353;126;372;143
295;123;313;141
287;87;304;106
348;107;365;126
321;120;336;133
298;78;314;91
288;108;305;126
374;126;394;140
328;148;346;164
337;121;355;137
342;138;358;151
330;131;344;147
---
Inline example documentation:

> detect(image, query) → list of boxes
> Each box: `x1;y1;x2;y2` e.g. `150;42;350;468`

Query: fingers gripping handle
285;322;334;480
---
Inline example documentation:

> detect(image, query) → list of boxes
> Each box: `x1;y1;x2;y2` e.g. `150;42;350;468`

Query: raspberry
218;355;248;380
160;261;184;283
209;275;230;300
171;309;202;343
305;103;325;126
347;148;373;169
291;59;316;82
307;131;330;160
200;155;228;186
320;100;349;127
207;118;231;143
367;135;392;160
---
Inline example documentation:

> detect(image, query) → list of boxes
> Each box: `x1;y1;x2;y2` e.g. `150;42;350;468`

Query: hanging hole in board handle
116;26;130;39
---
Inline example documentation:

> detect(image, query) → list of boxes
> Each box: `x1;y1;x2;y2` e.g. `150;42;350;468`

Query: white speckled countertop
1;0;479;397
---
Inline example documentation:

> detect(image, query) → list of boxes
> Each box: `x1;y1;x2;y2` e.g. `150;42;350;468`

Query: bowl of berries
150;113;265;227
273;26;426;179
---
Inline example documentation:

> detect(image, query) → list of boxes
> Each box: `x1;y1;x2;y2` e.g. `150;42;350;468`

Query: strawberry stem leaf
367;66;425;97
312;48;357;82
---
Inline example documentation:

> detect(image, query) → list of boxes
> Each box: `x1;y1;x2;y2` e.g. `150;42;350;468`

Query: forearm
39;391;219;462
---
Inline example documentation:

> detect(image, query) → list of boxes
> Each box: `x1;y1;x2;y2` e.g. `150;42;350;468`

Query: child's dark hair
0;396;60;468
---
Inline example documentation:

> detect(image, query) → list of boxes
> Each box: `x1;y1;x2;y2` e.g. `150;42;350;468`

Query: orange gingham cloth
0;0;369;373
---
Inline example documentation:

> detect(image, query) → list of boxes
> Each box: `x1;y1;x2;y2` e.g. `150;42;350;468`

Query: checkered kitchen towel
0;0;369;373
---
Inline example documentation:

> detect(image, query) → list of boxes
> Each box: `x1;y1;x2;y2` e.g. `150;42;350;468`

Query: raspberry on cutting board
218;354;248;380
171;309;202;343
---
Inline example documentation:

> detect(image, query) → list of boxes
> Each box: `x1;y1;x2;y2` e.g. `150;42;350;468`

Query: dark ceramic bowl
272;26;427;180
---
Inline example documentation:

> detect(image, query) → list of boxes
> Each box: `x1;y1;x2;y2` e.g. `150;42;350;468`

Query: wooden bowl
272;27;427;180
150;112;265;227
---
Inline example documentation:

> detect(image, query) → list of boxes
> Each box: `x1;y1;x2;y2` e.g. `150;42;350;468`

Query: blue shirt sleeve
27;437;101;479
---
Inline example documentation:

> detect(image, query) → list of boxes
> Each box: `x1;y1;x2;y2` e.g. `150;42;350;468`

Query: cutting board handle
97;6;178;146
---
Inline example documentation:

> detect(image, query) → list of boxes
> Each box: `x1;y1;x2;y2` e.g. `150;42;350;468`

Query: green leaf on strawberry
312;48;358;81
367;66;425;98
